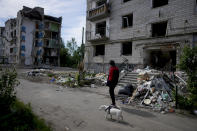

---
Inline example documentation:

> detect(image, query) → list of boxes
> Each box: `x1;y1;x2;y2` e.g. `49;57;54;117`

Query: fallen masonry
118;68;187;114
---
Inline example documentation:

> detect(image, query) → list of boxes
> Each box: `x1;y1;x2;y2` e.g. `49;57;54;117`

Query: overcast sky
0;0;86;46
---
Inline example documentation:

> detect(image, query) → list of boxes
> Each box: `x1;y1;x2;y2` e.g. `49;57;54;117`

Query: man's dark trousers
109;85;116;105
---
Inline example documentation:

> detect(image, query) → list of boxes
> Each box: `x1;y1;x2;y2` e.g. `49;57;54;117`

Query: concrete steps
118;72;138;87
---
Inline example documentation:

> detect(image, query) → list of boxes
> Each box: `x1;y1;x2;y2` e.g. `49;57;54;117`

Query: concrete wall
4;19;18;64
0;28;5;57
22;18;35;65
85;0;197;72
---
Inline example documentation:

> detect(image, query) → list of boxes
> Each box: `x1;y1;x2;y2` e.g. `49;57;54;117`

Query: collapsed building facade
84;0;197;73
3;6;62;66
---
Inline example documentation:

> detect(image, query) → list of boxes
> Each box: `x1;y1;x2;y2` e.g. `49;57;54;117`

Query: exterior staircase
118;72;138;87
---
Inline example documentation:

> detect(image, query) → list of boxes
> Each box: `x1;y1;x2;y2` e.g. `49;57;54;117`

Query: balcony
43;39;59;48
87;3;110;21
86;27;109;42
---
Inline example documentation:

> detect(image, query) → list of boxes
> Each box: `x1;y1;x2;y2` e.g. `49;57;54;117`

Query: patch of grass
0;100;51;131
47;73;55;77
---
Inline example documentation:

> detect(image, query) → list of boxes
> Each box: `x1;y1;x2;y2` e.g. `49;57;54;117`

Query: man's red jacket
107;66;119;87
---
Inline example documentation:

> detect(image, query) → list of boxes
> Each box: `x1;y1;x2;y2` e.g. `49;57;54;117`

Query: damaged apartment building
85;0;197;73
3;6;62;66
0;27;7;64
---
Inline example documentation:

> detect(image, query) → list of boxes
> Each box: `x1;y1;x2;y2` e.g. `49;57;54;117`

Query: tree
66;38;78;56
60;48;69;67
60;37;65;49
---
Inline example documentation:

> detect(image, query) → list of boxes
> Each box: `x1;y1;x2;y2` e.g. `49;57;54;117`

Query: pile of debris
94;73;108;86
26;69;53;77
122;68;187;114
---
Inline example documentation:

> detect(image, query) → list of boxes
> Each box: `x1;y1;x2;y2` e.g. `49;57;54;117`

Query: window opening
152;0;168;8
96;21;106;37
152;21;167;37
123;0;131;3
35;31;39;38
122;42;132;55
95;45;105;56
122;14;133;28
10;48;13;53
96;0;106;7
52;32;58;39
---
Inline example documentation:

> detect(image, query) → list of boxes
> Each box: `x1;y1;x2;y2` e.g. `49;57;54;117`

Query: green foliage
60;37;65;48
60;38;85;68
178;46;197;110
0;69;18;114
0;69;51;130
47;72;55;77
179;46;197;76
0;100;51;131
66;38;78;56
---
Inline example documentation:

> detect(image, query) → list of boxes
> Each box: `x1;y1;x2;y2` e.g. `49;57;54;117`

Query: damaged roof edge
5;18;17;24
44;15;62;23
21;6;62;23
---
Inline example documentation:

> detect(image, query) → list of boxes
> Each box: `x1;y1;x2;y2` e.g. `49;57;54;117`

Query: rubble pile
94;73;108;86
27;69;54;77
127;70;180;113
56;76;74;84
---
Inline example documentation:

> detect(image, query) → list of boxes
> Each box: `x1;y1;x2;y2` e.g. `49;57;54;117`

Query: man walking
107;60;119;106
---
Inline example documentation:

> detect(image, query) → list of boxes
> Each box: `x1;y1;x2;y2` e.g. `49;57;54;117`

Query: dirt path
16;79;197;131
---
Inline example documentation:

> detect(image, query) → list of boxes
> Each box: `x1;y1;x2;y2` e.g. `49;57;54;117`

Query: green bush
0;69;18;115
178;46;197;110
0;69;51;130
47;72;55;77
0;100;51;131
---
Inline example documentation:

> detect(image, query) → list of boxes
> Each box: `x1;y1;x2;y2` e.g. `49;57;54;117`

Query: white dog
99;105;123;122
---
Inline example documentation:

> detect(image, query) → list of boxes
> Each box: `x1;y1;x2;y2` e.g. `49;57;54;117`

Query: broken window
95;45;105;56
45;22;50;29
14;30;16;37
52;32;58;39
152;21;167;37
122;42;132;55
96;21;106;37
35;32;39;38
10;48;13;53
44;31;51;38
44;39;50;47
35;40;39;47
195;0;197;12
122;14;133;28
123;0;131;3
11;32;13;38
35;21;39;29
96;0;106;7
152;0;168;8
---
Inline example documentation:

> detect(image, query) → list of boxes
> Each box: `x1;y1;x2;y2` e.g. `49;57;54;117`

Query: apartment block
85;0;197;73
0;27;5;56
3;6;62;66
0;27;7;63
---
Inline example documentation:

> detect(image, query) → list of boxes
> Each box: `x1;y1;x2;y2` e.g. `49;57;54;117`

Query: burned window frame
152;21;168;37
94;44;105;56
122;13;133;28
152;0;168;8
122;42;132;55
